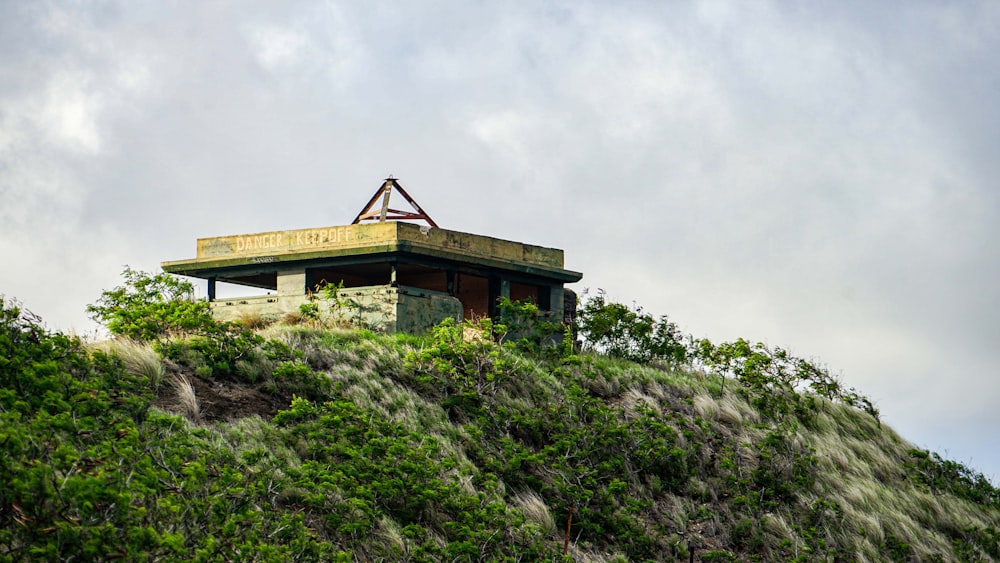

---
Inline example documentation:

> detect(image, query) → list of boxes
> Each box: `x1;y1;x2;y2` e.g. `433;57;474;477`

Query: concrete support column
207;277;216;301
537;285;552;311
563;288;578;327
488;276;509;319
277;269;307;296
548;286;565;322
304;269;316;294
390;262;398;287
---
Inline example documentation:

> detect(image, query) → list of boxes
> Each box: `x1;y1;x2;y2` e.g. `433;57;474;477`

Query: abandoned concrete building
161;178;582;334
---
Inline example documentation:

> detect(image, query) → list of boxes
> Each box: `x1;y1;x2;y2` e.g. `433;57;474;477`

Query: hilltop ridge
2;276;999;561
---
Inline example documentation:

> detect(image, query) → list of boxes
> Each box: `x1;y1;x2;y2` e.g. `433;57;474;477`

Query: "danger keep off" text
234;226;354;253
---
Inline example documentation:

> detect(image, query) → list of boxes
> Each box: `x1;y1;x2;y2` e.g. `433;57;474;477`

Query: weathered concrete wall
276;270;306;295
394;222;564;269
164;221;576;279
189;221;566;269
163;220;582;335
195;223;382;259
548;285;566;322
209;284;462;334
391;286;465;334
211;294;288;323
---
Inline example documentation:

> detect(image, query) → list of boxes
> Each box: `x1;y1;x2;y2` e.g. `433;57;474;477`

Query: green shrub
404;317;518;401
577;290;687;364
497;297;567;355
693;337;879;423
271;360;329;400
86;267;214;342
906;448;1000;507
7;285;1000;562
160;324;265;379
884;533;913;562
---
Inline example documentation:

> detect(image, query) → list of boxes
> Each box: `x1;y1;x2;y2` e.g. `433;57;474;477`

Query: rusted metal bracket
352;177;439;227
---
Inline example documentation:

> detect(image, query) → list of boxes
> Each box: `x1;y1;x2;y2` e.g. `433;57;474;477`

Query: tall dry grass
169;373;200;423
90;338;165;389
512;490;557;537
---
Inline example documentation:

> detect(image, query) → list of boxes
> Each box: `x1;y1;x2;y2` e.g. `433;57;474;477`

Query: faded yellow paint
185;222;564;270
196;223;391;259
394;223;564;269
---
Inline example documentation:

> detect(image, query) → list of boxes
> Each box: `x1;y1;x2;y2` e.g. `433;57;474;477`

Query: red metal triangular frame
352;178;438;227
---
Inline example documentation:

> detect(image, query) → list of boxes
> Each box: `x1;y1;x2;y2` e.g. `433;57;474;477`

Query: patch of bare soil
154;361;290;422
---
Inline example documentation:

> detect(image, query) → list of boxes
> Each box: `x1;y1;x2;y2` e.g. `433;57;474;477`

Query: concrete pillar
488;276;509;319
207;277;216;301
390;262;398;287
563;288;578;327
548;286;565;321
277;269;307;296
304;269;316;294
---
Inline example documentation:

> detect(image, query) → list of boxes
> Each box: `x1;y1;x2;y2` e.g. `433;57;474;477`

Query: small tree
87;267;214;342
576;290;687;364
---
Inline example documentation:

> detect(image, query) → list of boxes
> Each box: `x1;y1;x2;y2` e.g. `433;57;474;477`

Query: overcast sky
2;1;999;479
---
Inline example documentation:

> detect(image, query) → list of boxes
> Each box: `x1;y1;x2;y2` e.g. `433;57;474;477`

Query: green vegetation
577;289;687;365
85;267;215;342
2;271;1000;561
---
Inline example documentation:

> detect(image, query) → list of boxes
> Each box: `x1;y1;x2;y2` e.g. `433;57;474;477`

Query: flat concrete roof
162;222;582;283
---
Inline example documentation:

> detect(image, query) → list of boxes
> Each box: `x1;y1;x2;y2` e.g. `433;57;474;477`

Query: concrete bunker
162;179;582;334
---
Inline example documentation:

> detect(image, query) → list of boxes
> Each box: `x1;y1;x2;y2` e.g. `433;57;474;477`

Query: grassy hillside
3;286;1000;561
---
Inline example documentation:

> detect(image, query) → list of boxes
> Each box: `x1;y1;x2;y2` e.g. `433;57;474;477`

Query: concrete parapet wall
164;222;576;279
210;284;462;334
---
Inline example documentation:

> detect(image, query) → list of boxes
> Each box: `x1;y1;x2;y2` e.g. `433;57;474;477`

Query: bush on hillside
496;297;567;355
576;290;687;365
692;337;880;422
88;268;274;380
7;289;1000;561
86;267;214;342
